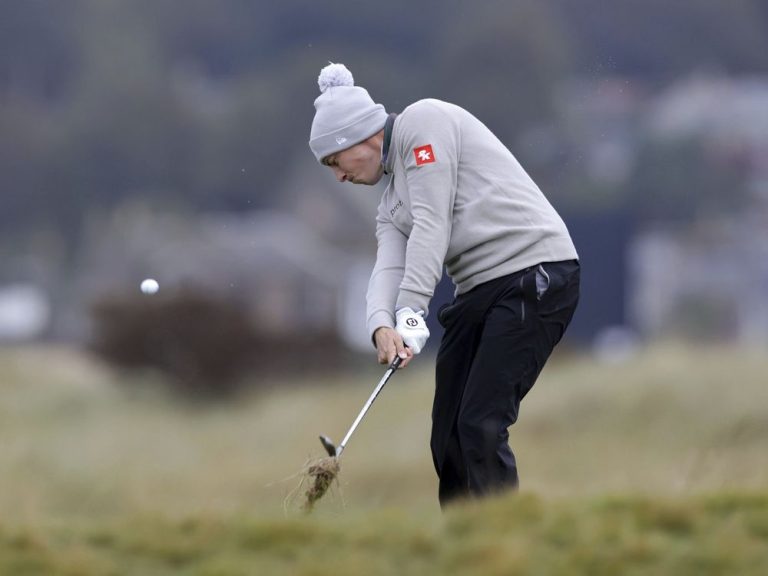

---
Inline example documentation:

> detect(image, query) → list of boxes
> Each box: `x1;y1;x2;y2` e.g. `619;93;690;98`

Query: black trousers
432;260;580;507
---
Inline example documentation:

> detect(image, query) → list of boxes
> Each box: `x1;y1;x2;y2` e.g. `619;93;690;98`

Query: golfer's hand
395;307;430;354
373;327;414;368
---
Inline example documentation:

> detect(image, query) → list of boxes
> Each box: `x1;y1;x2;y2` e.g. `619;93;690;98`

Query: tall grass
2;343;766;521
1;492;767;575
0;343;766;573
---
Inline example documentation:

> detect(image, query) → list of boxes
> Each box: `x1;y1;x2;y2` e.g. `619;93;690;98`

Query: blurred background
1;0;768;536
3;0;767;372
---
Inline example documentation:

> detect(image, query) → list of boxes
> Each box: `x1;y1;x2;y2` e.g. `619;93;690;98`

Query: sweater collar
381;113;398;174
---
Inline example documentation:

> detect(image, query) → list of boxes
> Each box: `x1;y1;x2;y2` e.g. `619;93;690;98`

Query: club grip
389;354;403;370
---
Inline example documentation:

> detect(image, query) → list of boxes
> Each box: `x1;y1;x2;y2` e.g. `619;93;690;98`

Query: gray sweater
366;99;578;340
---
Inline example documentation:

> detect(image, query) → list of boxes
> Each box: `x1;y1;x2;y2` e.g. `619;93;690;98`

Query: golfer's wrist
373;325;396;340
368;310;395;344
371;325;392;348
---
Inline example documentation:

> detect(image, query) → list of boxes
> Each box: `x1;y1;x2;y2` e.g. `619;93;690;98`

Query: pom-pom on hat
309;63;387;163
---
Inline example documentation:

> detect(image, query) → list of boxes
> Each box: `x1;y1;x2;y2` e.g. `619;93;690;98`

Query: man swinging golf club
309;63;580;507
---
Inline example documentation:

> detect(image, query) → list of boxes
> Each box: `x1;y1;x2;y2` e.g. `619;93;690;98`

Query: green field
1;344;767;574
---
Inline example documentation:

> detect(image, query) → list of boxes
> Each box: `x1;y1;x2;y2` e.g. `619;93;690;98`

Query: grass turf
1;343;767;573
1;492;767;575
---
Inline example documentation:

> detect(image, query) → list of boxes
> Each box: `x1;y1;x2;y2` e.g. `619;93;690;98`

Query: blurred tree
556;0;768;80
433;0;575;142
0;1;78;102
1;0;767;253
89;288;350;398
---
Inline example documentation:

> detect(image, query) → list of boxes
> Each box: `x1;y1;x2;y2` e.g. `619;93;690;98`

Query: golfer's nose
331;166;347;182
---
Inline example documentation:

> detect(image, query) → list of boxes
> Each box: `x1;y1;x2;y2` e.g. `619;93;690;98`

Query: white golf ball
140;279;159;295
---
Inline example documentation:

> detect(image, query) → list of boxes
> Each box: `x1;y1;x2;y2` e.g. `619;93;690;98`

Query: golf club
319;354;403;458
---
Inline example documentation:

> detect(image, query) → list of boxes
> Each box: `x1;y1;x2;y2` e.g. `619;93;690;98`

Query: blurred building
630;218;768;344
629;74;768;344
0;284;50;342
52;207;356;344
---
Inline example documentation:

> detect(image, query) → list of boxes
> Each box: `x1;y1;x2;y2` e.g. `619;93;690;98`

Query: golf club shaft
337;355;402;457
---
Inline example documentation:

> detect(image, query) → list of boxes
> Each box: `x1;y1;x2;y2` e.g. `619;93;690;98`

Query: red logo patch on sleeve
413;144;436;166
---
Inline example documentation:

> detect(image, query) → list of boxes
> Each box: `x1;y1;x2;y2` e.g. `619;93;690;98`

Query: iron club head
319;435;337;457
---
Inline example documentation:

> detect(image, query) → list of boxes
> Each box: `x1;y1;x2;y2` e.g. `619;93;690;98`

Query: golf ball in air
140;279;159;294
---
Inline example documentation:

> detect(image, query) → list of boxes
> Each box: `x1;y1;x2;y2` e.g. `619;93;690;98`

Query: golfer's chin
353;171;384;186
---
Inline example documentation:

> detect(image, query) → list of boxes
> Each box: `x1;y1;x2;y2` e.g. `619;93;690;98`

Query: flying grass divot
297;435;341;512
283;453;342;513
301;456;341;512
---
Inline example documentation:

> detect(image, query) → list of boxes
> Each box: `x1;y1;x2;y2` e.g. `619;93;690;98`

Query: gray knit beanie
309;63;388;163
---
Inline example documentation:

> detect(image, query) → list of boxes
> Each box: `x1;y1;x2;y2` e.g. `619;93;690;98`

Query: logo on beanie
414;144;436;166
336;136;348;145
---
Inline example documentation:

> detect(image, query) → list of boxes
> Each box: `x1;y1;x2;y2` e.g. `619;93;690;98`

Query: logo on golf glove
395;307;430;354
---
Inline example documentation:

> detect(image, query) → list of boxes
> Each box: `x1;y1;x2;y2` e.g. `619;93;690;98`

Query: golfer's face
325;141;383;185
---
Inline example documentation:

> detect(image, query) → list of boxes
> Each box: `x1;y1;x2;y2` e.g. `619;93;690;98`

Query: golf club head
319;435;337;457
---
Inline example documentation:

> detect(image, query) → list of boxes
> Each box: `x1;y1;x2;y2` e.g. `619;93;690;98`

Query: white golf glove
395;307;430;354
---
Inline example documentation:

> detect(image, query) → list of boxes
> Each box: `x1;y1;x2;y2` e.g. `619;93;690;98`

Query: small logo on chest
390;199;404;217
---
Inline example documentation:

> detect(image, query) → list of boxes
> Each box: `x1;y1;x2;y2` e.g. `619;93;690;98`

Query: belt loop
522;267;537;306
518;266;537;324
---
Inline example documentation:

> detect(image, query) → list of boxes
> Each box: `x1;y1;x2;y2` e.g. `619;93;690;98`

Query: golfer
309;63;580;506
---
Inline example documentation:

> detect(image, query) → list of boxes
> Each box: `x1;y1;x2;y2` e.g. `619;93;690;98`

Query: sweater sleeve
366;203;408;344
395;103;459;315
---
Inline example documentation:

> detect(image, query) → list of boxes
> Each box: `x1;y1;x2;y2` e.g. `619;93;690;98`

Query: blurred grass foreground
0;343;767;574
